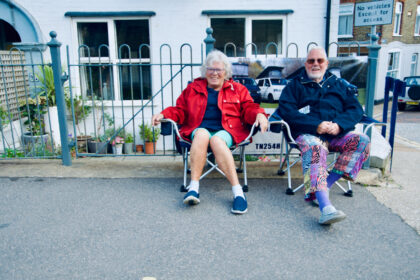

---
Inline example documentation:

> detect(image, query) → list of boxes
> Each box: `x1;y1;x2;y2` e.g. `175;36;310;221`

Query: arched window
0;19;22;50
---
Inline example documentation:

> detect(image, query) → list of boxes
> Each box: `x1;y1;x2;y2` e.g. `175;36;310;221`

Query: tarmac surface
0;177;419;280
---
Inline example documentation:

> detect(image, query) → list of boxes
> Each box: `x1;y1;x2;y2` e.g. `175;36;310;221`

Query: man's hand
151;113;164;126
255;113;268;133
316;121;331;134
317;121;341;135
326;122;341;135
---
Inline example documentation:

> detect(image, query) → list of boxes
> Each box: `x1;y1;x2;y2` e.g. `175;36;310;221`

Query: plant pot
76;135;92;153
113;144;123;155
136;144;144;153
144;142;156;154
124;143;135;154
88;141;111;154
21;132;52;153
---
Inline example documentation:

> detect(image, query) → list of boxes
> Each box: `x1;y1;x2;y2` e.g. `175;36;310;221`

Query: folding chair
160;118;258;193
269;115;386;197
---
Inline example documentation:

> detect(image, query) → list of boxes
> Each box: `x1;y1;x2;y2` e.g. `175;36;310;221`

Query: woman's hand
255;113;268;133
151;113;164;126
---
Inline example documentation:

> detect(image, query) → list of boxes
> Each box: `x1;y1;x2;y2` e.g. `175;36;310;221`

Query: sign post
354;0;393;168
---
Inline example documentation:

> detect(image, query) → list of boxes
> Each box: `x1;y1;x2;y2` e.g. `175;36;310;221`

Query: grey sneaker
319;205;346;225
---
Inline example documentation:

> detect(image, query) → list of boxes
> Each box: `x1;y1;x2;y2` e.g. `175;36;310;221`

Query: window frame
411;53;418;76
70;16;152;105
415;5;420;36
393;2;403;36
386;51;401;79
338;3;354;38
208;15;287;58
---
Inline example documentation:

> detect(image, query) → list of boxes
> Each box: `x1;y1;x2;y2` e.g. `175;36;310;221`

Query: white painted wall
375;41;420;100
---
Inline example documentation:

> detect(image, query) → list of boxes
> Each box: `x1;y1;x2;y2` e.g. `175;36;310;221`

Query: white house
1;0;340;149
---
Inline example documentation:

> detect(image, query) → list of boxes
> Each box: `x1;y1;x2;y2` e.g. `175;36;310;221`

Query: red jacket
161;78;266;144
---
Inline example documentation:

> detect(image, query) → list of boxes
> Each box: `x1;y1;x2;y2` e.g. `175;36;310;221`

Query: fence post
204;28;215;55
363;29;381;169
47;31;71;166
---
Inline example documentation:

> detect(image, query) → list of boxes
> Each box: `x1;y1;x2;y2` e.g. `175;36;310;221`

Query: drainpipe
325;0;332;56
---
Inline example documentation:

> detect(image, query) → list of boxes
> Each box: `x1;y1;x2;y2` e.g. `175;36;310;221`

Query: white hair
200;50;232;79
306;46;328;60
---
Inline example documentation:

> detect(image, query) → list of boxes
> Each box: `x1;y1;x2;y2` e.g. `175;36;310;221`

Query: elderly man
275;46;370;225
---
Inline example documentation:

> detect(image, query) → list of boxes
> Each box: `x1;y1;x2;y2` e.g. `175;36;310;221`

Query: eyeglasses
306;58;326;64
206;67;225;74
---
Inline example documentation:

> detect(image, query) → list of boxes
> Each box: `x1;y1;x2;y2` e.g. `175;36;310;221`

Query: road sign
355;0;394;27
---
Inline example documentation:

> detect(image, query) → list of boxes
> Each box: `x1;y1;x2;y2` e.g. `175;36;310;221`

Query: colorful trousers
295;132;370;198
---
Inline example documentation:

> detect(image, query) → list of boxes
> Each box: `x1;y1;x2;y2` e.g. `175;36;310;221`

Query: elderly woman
152;50;268;214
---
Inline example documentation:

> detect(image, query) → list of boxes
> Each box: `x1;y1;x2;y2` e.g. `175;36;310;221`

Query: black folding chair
160;119;259;193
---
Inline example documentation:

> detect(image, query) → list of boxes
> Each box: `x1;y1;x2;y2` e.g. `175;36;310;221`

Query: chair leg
344;181;353;197
236;146;244;173
180;147;189;192
240;147;248;192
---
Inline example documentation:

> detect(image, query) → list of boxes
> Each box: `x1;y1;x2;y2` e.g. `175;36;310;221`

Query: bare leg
190;129;210;181
210;136;239;186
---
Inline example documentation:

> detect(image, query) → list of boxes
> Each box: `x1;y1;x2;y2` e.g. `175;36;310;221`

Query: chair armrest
269;120;297;144
160;118;191;145
359;115;387;134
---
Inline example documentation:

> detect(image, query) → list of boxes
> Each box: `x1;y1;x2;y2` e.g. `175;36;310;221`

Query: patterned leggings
296;132;370;198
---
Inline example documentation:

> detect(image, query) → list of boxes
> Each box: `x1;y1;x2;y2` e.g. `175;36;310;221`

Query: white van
256;78;288;103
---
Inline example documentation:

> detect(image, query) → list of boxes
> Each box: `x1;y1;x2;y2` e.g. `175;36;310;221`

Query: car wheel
268;94;274;103
398;103;406;111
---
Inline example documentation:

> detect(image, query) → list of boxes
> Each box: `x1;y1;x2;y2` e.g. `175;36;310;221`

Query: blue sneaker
231;196;248;214
183;191;200;205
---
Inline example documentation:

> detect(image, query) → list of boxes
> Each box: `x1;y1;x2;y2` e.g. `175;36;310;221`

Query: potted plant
65;95;92;153
87;134;110;154
35;65;70;146
139;123;160;154
123;132;135;154
19;94;51;152
111;136;124;155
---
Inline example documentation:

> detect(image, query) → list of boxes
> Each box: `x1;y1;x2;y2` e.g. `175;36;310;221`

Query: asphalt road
1;177;419;280
395;106;420;143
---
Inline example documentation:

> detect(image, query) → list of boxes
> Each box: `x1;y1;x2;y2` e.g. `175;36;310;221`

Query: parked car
233;77;262;104
256;78;289;103
398;76;420;111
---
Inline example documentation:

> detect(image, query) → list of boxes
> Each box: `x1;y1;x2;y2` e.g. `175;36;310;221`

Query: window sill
338;35;353;39
392;34;402;37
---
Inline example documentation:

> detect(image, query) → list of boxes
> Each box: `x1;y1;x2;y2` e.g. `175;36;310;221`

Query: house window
415;6;420;36
386;52;400;78
76;19;151;101
411;53;418;76
211;18;245;57
252;20;282;55
338;4;354;37
393;2;403;35
210;17;284;57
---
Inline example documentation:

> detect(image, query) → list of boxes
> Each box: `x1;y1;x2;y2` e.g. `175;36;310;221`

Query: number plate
406;101;419;105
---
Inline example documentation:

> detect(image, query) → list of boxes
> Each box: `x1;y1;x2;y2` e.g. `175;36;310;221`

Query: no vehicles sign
355;0;394;26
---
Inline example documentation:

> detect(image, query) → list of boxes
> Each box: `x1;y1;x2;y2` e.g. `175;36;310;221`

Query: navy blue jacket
275;67;363;142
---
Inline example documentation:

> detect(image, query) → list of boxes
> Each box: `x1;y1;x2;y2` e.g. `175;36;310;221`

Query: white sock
188;180;199;193
232;184;244;198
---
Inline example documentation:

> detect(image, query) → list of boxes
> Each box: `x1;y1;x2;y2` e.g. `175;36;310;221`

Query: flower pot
21;132;52;153
136;144;143;153
113;144;123;155
88;141;111;154
144;142;156;154
124;143;135;154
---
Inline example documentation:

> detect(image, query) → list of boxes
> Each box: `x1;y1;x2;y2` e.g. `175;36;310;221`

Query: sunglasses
306;58;326;64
